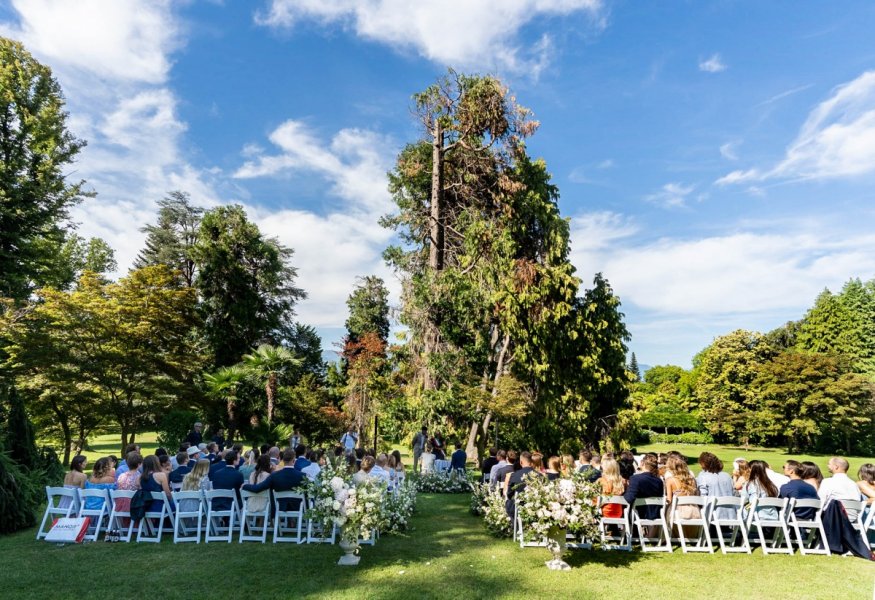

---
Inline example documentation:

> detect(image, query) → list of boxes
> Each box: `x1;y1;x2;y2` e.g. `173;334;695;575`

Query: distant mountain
639;363;652;375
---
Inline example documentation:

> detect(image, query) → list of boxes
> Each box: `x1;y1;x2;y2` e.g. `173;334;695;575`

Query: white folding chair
670;496;713;553
170;481;183;492
838;499;868;544
273;491;306;543
108;490;137;542
171;491;204;543
710;496;750;554
598;496;632;551
513;502;546;548
747;497;793;554
863;506;875;549
631;497;672;552
239;490;271;543
306;495;337;544
788;498;829;556
37;487;80;540
137;492;170;543
204;489;240;543
77;488;112;542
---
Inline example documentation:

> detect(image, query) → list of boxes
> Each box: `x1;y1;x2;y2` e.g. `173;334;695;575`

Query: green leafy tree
0;38;89;301
3;385;37;470
345;276;390;343
135;191;203;287
753;351;874;453
194;204;305;368
286;322;327;380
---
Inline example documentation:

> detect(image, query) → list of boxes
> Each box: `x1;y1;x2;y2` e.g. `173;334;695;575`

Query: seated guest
696;452;735;519
530;452;544;474
83;457;116;510
577;450;594;475
732;459;750;491
623;455;664;520
391;450;406;486
294;445;311;470
665;456;701;535
268;446;280;466
208;450;228;479
743;460;780;520
818;457;863;521
597;457;626;518
239;449;258;481
782;459;801;480
585;454;603;483
244;455;273;514
419;444;436;474
488;450;508;487
480;447;499;482
779;462;819;520
179;459;212;525
232;443;245;467
302;450;322;481
545;456;561;481
243;449;306;511
158;454;172;474
210;450;244;511
857;463;875;506
107;455;118;479
618;451;636;482
498;451;521;496
169;452;191;486
204;442;219;463
114;443;140;481
354;455;377;486
140;455;174;513
62;455;88;505
801;461;824;491
450;442;467;472
155;447;168;459
560;454;575;479
211;427;226;452
114;452;143;524
505;451;540;517
370;454;392;487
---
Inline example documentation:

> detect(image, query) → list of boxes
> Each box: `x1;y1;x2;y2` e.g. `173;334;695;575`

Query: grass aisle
0;494;872;599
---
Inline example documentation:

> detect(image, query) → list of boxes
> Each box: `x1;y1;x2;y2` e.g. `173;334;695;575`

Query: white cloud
0;1;221;275
698;53;727;73
596;159;615;169
719;141;739;161
718;70;875;185
645;182;695;208
255;0;603;75
235;122;399;328
756;83;813;107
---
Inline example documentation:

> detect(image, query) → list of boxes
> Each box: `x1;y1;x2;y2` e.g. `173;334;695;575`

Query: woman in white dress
246;454;273;513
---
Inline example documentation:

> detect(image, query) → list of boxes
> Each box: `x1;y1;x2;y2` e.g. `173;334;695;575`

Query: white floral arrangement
415;469;475;494
470;481;490;516
381;480;417;533
306;462;386;543
481;487;512;537
515;472;599;541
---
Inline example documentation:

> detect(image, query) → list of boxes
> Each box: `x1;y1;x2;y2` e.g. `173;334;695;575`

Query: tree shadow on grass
564;547;654;569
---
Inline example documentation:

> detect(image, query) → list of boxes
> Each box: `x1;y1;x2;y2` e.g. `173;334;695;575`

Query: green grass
78;431;160;462
637;442;875;479
2;493;873;599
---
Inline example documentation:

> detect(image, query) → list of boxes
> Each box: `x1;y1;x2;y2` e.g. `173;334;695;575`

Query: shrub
0;448;40;534
641;430;714;445
155;409;200;450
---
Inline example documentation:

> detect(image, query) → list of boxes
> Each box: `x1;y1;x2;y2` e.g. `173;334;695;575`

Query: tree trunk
120;427;129;455
422;117;444;392
226;397;237;442
60;421;72;467
465;333;511;462
266;373;277;424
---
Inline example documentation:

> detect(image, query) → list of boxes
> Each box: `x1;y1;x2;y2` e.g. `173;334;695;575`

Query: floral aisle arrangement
415;469;475;493
515;472;600;570
381;480;417;533
470;482;490;516
481;488;512;537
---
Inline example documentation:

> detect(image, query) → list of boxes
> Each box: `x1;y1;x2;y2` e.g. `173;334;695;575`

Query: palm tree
204;365;245;440
241;344;301;424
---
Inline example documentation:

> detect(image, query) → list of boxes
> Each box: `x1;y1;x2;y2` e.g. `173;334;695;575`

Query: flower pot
338;536;361;566
544;525;571;570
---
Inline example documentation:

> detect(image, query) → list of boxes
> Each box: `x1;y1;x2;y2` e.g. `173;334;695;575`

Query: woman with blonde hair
665;455;701;536
560;454;575;478
597;457;626;519
732;459;750;491
545;456;562;481
530;453;544;473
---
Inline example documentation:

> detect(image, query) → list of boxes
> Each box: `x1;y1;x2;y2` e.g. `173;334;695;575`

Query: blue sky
3;1;875;368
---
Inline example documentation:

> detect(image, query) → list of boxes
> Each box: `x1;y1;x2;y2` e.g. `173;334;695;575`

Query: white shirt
370;465;391;486
818;473;862;520
340;432;357;451
302;462;321;481
766;469;790;488
420;452;436;473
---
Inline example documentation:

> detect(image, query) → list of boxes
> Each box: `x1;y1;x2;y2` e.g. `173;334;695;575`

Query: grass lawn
637;442;875;479
2;492;873;599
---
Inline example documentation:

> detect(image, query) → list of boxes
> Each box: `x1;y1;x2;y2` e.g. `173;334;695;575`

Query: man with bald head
818;457;863;521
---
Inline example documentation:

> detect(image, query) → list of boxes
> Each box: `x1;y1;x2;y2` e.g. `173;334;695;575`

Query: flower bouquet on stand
516;472;600;570
382;480;417;534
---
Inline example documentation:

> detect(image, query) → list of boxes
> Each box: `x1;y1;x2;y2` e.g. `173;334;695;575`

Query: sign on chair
44;517;91;544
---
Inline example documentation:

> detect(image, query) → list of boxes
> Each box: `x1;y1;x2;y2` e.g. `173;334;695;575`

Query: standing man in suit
185;422;203;447
450;442;467;472
210;450;244;511
412;426;428;473
242;449;307;511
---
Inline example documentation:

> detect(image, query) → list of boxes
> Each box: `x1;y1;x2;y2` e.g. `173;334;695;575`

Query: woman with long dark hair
140;454;173;512
743;460;779;520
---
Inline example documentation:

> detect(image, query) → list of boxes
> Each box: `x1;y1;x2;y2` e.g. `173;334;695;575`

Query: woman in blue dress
141;455;174;513
83;457;116;510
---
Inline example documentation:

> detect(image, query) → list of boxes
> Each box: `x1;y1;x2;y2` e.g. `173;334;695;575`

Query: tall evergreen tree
629;352;641;382
135;191;203;287
345;276;390;343
0;38;89;301
3;385;37;470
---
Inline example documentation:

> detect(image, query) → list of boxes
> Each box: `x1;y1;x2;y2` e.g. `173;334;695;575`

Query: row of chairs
514;494;874;555
36;486;352;545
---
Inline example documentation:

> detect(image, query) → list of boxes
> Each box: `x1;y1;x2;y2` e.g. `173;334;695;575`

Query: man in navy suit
450;442;467;472
505;452;541;517
169;452;191;485
209;450;228;478
242;449;306;511
210;450;244;511
624;454;664;520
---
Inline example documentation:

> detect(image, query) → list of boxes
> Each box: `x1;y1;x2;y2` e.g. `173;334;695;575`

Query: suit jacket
242;467;306;510
169;464;191;484
505;467;541;517
623;472;665;519
450;449;467;471
184;430;202;446
210;464;244;511
208;460;227;479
